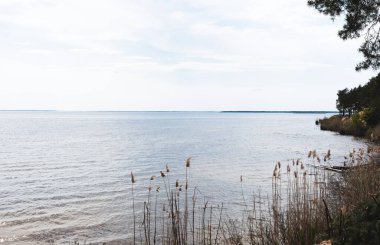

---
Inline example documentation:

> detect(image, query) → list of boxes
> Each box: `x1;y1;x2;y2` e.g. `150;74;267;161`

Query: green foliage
333;197;380;245
362;108;377;126
335;73;380;126
351;113;363;127
307;0;380;71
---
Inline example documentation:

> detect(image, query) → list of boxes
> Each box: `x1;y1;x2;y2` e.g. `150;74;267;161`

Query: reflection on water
0;111;367;244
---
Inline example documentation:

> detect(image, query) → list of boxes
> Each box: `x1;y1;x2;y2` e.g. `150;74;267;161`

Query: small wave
27;222;109;242
0;213;64;227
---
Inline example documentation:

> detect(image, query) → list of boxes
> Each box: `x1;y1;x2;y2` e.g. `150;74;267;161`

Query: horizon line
0;109;338;113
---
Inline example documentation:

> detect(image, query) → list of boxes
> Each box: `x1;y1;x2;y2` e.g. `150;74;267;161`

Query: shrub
362;107;378;127
370;123;380;142
319;116;342;132
332;197;380;245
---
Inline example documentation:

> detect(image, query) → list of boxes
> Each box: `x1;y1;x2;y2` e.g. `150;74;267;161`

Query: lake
0;111;368;244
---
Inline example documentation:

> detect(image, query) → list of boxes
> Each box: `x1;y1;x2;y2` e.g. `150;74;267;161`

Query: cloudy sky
0;0;375;111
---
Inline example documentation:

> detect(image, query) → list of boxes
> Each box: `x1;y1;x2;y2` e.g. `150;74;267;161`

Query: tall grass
129;147;380;244
131;172;136;245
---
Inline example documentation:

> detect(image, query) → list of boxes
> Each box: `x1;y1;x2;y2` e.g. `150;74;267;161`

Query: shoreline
319;115;380;144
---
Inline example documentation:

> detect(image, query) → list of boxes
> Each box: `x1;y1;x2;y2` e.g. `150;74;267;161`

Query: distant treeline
337;73;380;126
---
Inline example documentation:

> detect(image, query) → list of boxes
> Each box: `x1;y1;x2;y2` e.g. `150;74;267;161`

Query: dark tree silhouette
336;88;348;116
336;73;380;126
308;0;380;71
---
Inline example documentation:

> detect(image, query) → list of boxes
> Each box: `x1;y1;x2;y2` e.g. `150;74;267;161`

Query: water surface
0;111;367;244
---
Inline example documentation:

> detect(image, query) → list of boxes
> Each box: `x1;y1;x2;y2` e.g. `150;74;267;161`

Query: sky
0;0;375;111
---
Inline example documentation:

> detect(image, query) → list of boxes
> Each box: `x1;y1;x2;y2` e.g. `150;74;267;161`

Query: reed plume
186;157;191;168
130;171;136;245
128;148;380;245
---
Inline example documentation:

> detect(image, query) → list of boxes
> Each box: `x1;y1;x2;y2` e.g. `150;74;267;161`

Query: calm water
0;111;368;244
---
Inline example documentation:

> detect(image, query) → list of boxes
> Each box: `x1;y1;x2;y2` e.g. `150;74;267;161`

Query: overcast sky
0;0;375;111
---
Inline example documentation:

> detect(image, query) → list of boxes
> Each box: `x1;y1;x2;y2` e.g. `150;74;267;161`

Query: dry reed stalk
192;187;197;245
129;148;380;245
131;171;136;245
214;203;223;245
185;157;191;244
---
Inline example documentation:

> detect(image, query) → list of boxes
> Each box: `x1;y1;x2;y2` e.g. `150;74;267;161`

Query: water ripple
0;111;367;244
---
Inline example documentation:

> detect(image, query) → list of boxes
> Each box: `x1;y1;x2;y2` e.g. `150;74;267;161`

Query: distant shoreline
0;110;338;114
221;110;338;114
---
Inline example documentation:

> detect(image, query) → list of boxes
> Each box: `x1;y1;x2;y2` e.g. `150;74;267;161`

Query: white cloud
0;0;375;110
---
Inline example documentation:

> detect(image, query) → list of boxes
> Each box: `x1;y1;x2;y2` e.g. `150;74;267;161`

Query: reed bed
128;147;380;245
